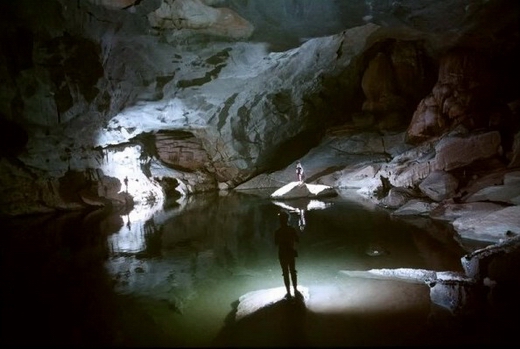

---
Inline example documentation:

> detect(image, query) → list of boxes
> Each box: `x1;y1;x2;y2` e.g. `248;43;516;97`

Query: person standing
274;211;300;298
295;161;305;183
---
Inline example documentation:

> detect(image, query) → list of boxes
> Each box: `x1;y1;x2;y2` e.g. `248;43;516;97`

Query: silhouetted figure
295;161;304;183
126;214;131;231
275;211;300;298
124;176;129;192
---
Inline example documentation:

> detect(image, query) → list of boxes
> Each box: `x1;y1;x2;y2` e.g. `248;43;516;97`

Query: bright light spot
235;286;309;320
306;184;333;195
271;181;300;197
99;145;168;253
305;278;427;315
272;199;332;212
270;182;335;199
107;217;146;253
108;195;191;254
307;199;332;210
272;200;301;211
100;145;164;209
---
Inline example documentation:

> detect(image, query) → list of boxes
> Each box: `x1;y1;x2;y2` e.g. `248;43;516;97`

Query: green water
2;189;488;347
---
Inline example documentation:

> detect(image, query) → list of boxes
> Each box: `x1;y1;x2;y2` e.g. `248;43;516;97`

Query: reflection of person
275;211;300;298
295;161;304;183
298;209;306;232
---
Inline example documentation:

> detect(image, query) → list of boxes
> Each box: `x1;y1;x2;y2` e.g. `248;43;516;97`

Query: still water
2;189;484;347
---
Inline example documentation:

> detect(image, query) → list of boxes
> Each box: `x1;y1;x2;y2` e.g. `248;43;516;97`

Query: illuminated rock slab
235;286;309;321
270;182;337;200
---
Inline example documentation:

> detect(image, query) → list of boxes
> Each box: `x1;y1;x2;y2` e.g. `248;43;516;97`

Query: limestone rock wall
0;0;519;217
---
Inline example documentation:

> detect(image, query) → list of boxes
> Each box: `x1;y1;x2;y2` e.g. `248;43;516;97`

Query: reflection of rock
340;268;438;284
271;198;333;212
342;235;520;319
427;274;482;316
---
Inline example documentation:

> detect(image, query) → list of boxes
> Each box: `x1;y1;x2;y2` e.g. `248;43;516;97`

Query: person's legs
279;257;291;296
289;258;298;295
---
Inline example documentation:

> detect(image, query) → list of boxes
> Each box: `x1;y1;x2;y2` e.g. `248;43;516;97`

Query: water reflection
272;198;333;232
2;189;476;347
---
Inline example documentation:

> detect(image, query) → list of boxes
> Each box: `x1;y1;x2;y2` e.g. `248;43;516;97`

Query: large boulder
418;170;459;202
270;182;337;200
452;206;520;243
147;0;254;39
434;131;501;172
464;171;520;205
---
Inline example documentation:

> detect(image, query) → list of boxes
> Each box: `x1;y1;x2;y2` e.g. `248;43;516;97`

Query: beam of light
236;272;429;319
301;277;430;316
99;144;165;211
108;194;191;254
98;145;167;254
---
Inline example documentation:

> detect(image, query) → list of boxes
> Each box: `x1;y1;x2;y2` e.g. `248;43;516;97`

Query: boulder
235;286;309;321
391;199;438;216
430;201;504;222
461;234;520;280
427;272;483;316
464;171;520;205
434;131;501;171
418;170;459;202
452;206;520;243
380;187;416;209
270;182;336;200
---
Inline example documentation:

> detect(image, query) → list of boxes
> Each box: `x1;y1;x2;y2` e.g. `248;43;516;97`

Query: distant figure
298;209;306;232
124;176;129;192
126;214;131;231
295;161;305;183
275;211;300;298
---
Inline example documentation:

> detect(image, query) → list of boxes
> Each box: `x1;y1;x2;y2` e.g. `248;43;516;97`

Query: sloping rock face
147;0;254;39
0;0;519;221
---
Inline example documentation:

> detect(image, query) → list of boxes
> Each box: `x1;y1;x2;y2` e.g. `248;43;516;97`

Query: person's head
278;211;289;225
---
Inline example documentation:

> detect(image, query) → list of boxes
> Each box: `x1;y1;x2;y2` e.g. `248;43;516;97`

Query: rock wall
0;0;519;218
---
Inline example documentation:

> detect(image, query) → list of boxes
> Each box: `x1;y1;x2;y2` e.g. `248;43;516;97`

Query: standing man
295;161;304;183
275;211;300;298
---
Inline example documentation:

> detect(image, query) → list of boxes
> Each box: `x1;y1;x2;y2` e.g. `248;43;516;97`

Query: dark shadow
212;294;308;347
213;291;517;347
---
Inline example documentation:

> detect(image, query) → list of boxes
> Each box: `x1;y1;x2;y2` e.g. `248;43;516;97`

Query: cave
1;0;519;347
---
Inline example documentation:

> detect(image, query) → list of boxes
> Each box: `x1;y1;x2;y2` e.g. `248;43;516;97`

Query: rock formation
1;0;518;220
1;0;519;336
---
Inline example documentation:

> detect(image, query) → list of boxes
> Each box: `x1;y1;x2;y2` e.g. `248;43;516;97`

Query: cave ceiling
0;0;519;216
